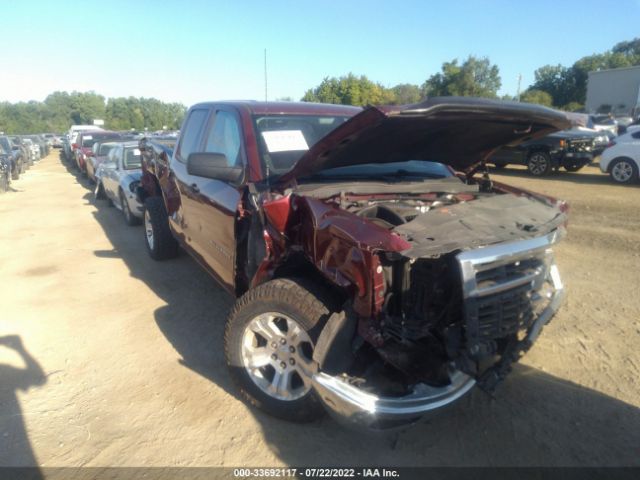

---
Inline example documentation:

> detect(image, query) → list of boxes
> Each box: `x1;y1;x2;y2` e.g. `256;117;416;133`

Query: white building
586;65;640;116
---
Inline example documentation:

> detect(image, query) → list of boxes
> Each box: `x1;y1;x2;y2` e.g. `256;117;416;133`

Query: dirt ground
0;151;639;468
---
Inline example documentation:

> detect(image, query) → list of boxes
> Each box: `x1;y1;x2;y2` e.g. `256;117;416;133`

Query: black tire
225;277;336;423
120;189;141;226
608;157;639;184
94;181;106;200
527;151;552;176
0;174;8;193
143;196;179;260
563;164;584;172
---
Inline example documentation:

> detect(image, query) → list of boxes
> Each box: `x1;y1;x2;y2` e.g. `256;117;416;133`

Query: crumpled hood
277;97;572;185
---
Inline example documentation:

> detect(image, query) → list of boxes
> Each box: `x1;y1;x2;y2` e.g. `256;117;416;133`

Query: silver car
94;141;143;226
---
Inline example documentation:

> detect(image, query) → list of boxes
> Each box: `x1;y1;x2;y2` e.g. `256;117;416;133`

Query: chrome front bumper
311;232;565;431
312;370;476;431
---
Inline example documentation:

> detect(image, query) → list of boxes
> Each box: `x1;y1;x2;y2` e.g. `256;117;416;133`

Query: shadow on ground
62;152;640;466
0;335;46;478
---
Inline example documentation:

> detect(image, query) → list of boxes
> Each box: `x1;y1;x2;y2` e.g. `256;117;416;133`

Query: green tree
520;89;553;107
421;56;501;98
530;65;575;106
389;83;422;104
302;74;395;106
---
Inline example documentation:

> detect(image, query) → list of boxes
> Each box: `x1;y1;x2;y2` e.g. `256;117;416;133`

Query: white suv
600;130;640;184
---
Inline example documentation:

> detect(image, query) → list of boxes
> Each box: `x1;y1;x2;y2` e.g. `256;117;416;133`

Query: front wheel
143;196;178;260
527;151;552;176
225;278;333;423
120;189;141;226
609;158;638;184
94;180;106;200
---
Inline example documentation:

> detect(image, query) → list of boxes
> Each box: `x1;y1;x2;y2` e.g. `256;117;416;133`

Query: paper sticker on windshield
132;148;141;156
261;130;308;153
83;135;93;140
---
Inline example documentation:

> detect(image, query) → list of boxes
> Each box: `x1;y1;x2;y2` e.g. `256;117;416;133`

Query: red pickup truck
138;98;569;430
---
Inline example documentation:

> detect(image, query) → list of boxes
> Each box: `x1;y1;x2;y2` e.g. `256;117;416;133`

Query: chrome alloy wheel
144;209;154;250
241;312;315;401
611;160;634;183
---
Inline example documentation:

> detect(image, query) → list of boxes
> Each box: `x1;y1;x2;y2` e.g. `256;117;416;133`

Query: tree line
1;37;638;134
302;38;640;112
0;91;186;134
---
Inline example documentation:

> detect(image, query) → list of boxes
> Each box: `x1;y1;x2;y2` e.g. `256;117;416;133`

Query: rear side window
632;131;640;139
123;148;142;170
176;108;209;163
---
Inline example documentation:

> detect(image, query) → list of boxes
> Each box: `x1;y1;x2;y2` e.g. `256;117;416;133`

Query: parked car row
0;133;51;193
487;111;640;184
61;127;178;226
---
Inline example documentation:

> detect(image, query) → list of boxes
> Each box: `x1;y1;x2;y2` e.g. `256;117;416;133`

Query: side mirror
187;152;242;183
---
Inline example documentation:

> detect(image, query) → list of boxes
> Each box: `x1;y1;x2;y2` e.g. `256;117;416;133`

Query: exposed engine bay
299;185;566;399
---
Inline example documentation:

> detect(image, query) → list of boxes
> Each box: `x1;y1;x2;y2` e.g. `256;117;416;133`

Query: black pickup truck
138;98;570;431
488;130;595;175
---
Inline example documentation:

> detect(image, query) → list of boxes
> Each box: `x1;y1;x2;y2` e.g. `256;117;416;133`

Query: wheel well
272;254;349;310
608;156;638;173
527;146;550;158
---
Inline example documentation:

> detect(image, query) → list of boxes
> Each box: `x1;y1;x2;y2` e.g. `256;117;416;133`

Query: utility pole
516;74;522;102
264;48;268;102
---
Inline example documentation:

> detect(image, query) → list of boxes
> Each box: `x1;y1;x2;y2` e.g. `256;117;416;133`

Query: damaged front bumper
312;369;476;431
311;231;565;431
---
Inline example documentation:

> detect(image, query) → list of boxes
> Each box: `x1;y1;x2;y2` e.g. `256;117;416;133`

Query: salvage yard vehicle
0;154;10;192
0;136;25;179
488;130;595;175
86;141;118;183
138;98;569;430
599;130;640;184
94;141;144;225
75;131;123;174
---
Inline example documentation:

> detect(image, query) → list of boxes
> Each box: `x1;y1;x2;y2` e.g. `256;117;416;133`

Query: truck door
171;107;244;292
187;108;245;291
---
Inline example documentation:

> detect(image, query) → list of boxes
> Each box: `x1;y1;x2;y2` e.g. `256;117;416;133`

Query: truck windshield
253;114;351;178
306;160;454;182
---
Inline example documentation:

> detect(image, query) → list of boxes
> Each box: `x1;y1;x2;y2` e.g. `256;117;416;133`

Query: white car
599;130;640;184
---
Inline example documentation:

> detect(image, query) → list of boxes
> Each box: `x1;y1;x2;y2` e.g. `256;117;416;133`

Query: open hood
277;97;571;185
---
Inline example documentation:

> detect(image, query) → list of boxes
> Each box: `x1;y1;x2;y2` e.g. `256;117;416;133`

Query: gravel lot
1;151;639;468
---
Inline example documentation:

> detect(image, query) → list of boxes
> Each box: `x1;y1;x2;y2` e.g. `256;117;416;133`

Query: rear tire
143;196;178;260
225;278;333;423
609;157;639;184
527;151;552;176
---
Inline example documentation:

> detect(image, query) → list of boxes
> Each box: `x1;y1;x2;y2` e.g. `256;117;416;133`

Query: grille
456;234;558;350
568;139;593;153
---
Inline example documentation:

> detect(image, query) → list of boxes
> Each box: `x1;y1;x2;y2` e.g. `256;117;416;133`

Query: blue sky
1;0;639;106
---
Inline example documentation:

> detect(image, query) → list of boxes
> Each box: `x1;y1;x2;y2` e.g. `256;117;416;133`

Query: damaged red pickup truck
138;97;569;430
